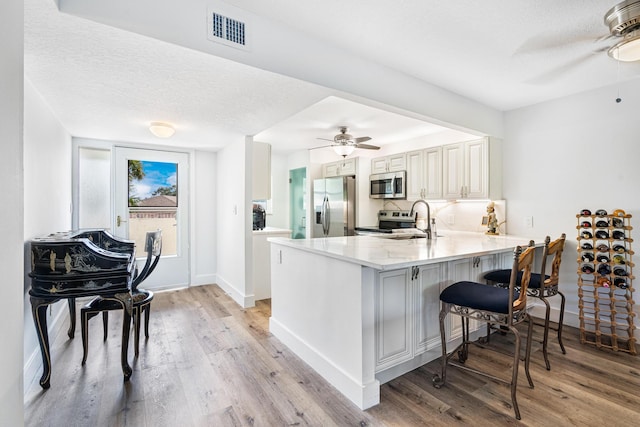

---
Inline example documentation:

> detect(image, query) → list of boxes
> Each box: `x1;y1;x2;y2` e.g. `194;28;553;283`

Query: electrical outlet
524;216;533;228
447;214;455;225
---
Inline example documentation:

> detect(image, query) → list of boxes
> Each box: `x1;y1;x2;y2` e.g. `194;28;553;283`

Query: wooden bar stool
433;243;536;420
484;234;566;370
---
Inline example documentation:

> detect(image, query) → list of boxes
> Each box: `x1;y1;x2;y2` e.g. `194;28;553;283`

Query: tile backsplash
382;199;507;235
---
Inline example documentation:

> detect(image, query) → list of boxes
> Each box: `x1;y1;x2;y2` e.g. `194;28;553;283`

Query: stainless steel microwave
369;171;406;199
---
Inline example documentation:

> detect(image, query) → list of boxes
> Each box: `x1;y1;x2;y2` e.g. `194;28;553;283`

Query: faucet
410;199;432;239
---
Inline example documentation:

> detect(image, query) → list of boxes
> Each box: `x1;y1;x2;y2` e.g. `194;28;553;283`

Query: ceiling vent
207;10;250;51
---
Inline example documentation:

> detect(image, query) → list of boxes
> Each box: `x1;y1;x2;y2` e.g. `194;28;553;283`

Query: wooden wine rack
576;210;636;354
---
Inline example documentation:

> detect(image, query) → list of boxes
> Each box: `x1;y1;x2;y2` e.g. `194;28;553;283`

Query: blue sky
130;160;177;200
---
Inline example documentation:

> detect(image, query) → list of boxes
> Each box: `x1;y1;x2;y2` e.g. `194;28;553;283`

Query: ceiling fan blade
515;29;609;56
353;136;371;143
524;47;606;85
316;137;334;142
355;143;380;150
308;145;333;151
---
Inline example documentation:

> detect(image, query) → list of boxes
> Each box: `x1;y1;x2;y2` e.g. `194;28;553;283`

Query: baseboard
528;302;580;329
215;274;255;308
190;273;217;287
269;316;380;410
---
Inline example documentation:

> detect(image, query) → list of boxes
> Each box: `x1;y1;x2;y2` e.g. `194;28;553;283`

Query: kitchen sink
374;233;444;240
387;234;426;240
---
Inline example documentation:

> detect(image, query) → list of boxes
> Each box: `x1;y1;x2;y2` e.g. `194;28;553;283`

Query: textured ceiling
24;0;640;152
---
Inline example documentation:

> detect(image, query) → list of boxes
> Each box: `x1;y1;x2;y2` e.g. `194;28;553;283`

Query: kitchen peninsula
268;231;538;410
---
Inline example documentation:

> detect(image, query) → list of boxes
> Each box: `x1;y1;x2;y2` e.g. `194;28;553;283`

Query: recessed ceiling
24;0;640;153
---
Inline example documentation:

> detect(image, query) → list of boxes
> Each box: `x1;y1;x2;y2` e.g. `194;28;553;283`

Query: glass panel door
289;167;307;239
114;147;189;288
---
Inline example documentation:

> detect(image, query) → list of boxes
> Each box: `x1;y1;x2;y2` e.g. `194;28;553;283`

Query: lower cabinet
375;255;501;372
375;263;443;371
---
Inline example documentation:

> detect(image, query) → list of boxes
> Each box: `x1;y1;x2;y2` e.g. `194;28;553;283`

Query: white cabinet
252;142;271;200
375;269;413;370
414;263;444;355
371;153;406;174
375;263;443;371
407;147;442;200
442;141;467;200
323;157;358;177
253;229;291;300
442;137;501;200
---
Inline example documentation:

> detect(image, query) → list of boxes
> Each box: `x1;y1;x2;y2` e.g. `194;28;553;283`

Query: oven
369;171;406;199
355;210;416;235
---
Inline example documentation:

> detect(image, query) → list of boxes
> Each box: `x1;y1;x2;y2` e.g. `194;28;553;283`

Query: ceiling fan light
149;122;176;138
333;144;355;157
608;30;640;61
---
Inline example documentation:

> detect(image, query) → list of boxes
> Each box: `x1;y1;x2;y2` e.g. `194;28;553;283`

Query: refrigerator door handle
324;196;331;235
320;196;327;236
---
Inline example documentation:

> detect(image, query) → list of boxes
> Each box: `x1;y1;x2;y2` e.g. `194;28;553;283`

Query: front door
114;147;190;288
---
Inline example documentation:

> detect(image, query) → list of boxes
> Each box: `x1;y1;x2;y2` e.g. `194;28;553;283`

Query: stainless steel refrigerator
313;175;356;237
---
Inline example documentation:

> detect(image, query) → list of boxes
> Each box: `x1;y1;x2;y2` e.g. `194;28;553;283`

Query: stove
355;210;416;235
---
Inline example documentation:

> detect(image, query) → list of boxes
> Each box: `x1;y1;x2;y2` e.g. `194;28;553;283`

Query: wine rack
576;209;636;355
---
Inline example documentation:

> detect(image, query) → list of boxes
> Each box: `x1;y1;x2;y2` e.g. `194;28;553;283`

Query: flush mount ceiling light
605;0;640;61
149;122;175;138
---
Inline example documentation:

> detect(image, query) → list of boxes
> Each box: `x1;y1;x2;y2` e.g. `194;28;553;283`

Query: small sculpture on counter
486;201;499;235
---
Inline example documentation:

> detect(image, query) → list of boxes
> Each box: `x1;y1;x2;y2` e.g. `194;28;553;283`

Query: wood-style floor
24;284;640;426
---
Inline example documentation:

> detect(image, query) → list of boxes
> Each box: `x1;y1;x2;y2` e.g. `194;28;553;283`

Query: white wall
192;150;218;285
0;0;24;424
504;78;640;328
216;138;253;306
22;78;73;391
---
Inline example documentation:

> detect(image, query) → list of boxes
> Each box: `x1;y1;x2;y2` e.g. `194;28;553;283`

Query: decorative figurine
486;201;499;235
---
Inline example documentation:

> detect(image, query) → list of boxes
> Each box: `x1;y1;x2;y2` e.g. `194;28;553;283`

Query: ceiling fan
521;0;640;83
312;126;380;157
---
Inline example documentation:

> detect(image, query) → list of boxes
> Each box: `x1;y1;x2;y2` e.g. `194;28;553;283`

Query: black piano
28;229;136;388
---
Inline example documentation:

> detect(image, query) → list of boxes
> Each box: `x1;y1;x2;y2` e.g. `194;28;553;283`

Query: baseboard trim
215;274;255;308
269;316;380;410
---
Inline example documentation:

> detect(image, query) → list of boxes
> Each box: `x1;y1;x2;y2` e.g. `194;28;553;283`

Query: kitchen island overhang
268;232;540;410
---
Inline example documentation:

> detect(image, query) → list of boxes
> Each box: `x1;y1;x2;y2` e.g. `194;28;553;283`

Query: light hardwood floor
24;284;640;426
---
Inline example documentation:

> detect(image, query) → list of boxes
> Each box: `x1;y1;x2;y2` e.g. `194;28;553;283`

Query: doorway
114;147;190;288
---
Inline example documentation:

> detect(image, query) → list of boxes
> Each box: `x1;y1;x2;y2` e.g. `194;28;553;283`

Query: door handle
116;215;127;227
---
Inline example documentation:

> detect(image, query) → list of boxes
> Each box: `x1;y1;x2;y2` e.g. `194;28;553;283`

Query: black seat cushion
440;281;520;314
484;269;548;289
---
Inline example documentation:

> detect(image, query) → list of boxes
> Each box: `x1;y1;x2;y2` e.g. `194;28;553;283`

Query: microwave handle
391;176;396;196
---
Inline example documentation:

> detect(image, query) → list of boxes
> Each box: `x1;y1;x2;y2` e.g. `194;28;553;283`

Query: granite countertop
269;231;541;270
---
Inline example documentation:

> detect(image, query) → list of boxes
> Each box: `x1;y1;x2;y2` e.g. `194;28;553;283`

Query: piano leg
67;298;76;339
30;295;57;389
115;292;133;381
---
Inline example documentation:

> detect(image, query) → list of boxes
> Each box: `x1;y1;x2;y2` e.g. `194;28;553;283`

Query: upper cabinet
442;137;501;200
371;153;406;174
323;157;358;177
407;147;442;200
252;141;271;200
407;137;502;201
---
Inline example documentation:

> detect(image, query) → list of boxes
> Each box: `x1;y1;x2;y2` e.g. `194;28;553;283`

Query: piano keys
28;229;136;389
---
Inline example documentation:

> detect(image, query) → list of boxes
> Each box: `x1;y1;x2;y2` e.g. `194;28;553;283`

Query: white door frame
114;146;190;289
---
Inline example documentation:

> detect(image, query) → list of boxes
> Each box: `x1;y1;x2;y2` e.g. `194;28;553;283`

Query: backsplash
382;199;507;234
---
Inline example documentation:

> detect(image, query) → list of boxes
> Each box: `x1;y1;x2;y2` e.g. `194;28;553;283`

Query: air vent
207;10;250;51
